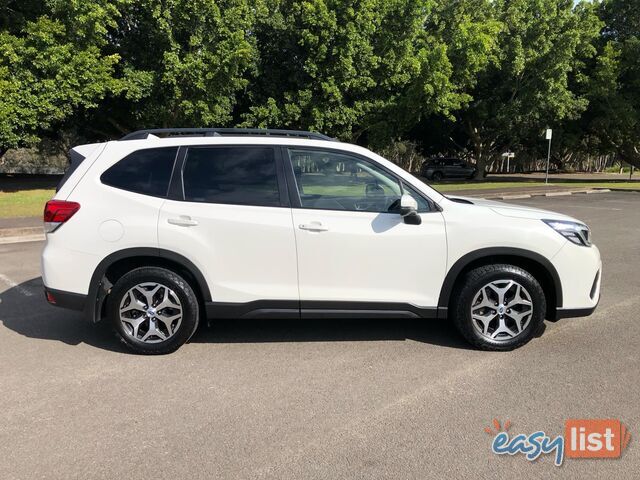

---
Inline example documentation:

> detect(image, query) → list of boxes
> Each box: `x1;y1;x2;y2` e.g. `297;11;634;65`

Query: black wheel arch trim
437;247;563;310
86;247;211;322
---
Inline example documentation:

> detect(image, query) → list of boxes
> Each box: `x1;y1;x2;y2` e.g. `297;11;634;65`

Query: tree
85;0;258;135
0;1;123;155
242;0;470;146
582;0;640;168
453;0;601;177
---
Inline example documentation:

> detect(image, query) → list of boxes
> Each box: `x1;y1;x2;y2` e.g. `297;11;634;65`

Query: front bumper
550;241;602;318
554;295;600;320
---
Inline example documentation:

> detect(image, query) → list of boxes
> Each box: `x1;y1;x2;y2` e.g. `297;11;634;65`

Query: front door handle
299;222;329;232
167;216;199;227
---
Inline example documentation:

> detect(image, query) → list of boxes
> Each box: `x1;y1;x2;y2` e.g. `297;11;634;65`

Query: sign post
545;129;552;184
501;151;515;173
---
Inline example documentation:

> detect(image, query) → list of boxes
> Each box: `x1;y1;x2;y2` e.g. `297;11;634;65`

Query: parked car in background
420;157;480;181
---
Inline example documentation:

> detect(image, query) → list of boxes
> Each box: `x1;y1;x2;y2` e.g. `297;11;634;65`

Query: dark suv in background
420;158;479;181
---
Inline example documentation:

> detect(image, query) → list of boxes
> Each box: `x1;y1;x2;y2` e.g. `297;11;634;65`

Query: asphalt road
0;192;638;479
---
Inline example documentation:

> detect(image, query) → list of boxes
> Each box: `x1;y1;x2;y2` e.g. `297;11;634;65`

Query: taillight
44;200;80;233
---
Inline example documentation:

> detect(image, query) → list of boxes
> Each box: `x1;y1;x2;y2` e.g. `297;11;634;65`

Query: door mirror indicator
400;194;421;225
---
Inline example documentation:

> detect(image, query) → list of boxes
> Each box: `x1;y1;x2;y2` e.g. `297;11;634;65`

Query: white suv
41;128;601;354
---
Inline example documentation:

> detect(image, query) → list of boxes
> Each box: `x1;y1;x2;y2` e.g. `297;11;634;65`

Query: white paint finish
42;166;165;294
551;243;602;309
41;238;99;295
440;198;568;275
159;201;299;302
98;220;124;242
291;209;447;306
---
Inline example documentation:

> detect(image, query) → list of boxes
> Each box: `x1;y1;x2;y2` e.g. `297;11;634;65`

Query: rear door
158;145;299;311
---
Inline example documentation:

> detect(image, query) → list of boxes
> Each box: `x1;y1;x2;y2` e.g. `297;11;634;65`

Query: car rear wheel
107;267;200;354
451;264;546;351
431;171;443;182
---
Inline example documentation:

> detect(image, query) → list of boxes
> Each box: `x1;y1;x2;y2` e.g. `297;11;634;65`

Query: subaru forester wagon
42;128;601;354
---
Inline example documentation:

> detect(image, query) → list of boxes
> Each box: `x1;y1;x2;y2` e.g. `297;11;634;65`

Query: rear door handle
299;222;329;232
167;216;199;227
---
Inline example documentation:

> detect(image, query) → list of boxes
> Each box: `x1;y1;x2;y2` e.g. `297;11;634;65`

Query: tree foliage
0;0;638;171
0;1;123;153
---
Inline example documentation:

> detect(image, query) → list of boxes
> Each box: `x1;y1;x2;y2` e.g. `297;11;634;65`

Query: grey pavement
0;192;638;479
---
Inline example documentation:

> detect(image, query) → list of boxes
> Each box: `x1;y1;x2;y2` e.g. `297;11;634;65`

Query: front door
285;147;447;315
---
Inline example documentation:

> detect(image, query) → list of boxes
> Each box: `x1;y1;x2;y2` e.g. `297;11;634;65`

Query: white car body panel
291;208;447;306
158;201;299;302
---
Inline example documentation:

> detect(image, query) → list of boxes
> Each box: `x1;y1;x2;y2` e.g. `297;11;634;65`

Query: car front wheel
451;264;546;351
107;267;200;355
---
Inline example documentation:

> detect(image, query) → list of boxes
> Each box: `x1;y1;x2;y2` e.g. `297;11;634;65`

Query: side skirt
205;300;443;320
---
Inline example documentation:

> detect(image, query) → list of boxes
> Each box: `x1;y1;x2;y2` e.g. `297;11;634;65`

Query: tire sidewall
455;265;546;350
107;267;199;354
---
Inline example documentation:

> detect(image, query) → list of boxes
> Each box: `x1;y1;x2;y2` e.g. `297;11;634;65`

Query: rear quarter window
101;147;178;197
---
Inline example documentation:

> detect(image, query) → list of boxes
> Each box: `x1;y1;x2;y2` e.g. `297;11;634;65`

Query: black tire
431;171;443;182
107;267;200;355
450;264;546;351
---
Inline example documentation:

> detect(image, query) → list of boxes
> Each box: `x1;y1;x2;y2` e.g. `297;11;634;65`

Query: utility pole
545;129;552;184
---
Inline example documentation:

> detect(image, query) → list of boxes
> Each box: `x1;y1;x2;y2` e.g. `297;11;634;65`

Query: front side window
288;148;404;213
101;147;178;197
182;146;280;207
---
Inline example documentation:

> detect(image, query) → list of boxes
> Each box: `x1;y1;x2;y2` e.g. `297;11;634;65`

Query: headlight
542;219;591;247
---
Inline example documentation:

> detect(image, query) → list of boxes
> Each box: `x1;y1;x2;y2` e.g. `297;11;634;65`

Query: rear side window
101;147;177;197
182;147;280;207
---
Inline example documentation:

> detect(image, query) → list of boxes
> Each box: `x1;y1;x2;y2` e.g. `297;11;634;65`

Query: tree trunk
620;142;640;169
467;122;488;180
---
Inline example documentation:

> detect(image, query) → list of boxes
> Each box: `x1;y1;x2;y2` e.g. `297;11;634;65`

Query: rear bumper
44;287;87;312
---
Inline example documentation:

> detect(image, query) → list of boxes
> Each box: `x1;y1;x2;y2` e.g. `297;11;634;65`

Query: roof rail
120;128;335;141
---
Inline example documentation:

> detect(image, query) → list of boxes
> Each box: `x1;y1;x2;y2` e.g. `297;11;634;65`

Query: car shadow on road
0;277;474;352
0;276;126;353
192;317;471;349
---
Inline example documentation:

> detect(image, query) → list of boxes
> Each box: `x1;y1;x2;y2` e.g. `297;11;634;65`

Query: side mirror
399;194;421;225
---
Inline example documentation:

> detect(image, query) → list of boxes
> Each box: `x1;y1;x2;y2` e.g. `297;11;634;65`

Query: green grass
0;189;54;218
0;180;638;219
433;181;640;192
434;182;540;191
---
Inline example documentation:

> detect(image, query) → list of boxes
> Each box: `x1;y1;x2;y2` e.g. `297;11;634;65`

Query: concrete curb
0;226;43;239
479;188;612;200
0;233;45;245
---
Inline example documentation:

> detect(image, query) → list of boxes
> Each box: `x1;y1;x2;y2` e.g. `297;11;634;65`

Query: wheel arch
86;248;211;323
438;247;562;319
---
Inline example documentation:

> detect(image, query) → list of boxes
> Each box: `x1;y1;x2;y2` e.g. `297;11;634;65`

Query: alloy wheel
470;279;533;340
118;282;183;343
